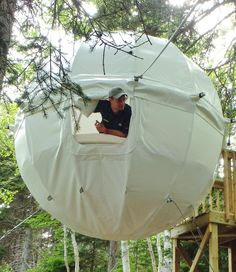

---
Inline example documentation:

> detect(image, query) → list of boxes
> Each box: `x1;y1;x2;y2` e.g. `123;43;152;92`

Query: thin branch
184;10;235;54
102;43;106;75
134;0;152;45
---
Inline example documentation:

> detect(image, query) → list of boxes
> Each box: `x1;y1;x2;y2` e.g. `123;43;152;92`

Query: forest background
0;0;235;271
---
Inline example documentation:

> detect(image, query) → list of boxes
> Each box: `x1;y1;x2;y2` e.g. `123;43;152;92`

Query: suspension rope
0;209;41;242
138;0;200;79
168;198;216;272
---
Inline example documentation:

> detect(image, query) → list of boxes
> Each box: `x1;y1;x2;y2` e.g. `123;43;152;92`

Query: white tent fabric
14;33;225;240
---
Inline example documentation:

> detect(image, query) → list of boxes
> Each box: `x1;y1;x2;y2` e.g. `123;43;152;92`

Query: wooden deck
171;150;236;272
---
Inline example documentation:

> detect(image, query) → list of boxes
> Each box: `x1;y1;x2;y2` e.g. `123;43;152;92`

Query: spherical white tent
14;33;225;240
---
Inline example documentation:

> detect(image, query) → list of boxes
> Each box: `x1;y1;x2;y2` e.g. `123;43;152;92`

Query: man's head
109;87;128;113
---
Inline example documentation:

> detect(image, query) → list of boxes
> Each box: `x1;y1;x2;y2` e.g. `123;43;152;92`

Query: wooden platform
171;211;236;244
171;150;236;272
75;133;125;144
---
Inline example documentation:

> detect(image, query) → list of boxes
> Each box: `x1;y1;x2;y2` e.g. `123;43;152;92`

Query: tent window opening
73;97;131;144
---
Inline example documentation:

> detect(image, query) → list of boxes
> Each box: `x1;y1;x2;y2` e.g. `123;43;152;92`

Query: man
94;87;131;138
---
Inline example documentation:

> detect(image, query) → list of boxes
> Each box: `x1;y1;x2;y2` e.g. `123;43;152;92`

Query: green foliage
27;213;109;271
0;104;24;204
26;209;109;271
0;264;13;272
93;0;183;38
208;42;236;146
27;253;74;272
107;238;159;272
25;212;70;272
219;248;228;271
27;211;61;229
0;189;17;205
0;245;7;258
0;104;17;154
50;0;93;38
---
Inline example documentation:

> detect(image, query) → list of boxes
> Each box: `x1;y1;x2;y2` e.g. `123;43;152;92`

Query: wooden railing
196;150;236;222
223;150;236;221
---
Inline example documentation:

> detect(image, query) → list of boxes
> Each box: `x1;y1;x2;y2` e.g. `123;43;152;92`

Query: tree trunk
63;226;70;272
71;231;80;272
121;240;130;272
156;233;163;272
0;192;37;271
107;241;118;272
147;237;158;272
19;227;32;272
163;230;172;270
0;0;17;92
157;231;172;272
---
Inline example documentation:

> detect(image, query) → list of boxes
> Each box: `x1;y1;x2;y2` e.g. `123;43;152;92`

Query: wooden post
172;238;180;272
216;190;220;211
233;152;236;221
229;152;235;220
190;225;211;272
229;241;236;272
224;150;231;221
176;245;200;272
209;191;213;211
209;223;219;272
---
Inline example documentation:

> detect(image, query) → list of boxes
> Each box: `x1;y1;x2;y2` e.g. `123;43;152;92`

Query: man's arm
95;122;127;138
105;128;127;138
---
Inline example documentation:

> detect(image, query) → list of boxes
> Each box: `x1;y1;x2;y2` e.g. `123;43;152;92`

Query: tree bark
163;230;171;268
156;231;172;272
71;231;80;272
0;0;17;92
107;241;118;272
63;226;70;272
156;233;163;272
19;227;32;272
147;237;158;272
121;240;130;272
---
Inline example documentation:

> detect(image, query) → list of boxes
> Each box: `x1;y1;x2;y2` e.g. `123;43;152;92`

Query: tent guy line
137;0;200;79
0;209;41;242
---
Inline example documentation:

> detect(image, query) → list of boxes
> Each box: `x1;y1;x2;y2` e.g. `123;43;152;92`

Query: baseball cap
109;87;127;99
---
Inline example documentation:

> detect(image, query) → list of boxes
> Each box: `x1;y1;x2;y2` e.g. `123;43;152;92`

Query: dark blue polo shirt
95;100;131;135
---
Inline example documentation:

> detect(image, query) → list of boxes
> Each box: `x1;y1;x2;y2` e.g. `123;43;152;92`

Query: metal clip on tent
5;125;15;132
190;92;206;102
134;75;143;82
199;92;206;98
166;195;173;204
225;118;236;124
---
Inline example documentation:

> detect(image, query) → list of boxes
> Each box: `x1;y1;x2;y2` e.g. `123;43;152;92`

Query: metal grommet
47;195;53;201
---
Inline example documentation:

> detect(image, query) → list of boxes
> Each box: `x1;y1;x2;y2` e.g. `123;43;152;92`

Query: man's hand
95;120;127;138
95;121;107;134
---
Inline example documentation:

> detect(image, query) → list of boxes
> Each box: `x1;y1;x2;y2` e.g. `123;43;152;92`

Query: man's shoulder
124;104;131;114
96;100;110;112
98;100;109;107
